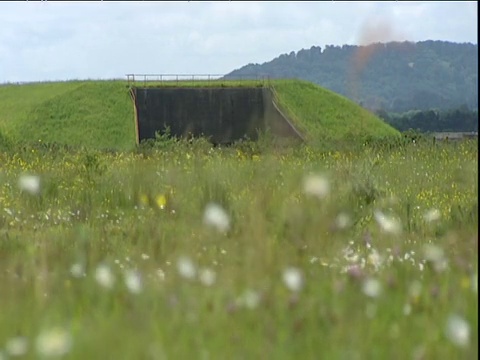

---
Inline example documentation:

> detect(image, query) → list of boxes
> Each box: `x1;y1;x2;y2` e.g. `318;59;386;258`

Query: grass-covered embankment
270;79;400;147
0;79;399;151
0;81;135;150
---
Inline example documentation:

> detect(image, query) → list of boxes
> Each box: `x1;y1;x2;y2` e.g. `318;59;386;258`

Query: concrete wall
131;87;303;144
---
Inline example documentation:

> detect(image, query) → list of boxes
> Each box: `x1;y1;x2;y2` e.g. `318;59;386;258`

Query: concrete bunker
129;86;304;145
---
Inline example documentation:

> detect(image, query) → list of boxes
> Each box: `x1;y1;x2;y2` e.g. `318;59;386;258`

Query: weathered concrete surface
130;87;303;144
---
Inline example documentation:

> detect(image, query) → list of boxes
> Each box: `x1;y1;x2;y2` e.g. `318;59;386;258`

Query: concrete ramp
130;87;304;145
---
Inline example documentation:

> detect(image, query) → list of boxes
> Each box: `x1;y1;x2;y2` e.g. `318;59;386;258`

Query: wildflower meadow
0;137;478;359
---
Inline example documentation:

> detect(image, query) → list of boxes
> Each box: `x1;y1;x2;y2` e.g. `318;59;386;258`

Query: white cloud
0;1;477;83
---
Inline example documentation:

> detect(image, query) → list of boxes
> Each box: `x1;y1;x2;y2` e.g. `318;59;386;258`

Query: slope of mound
270;79;400;147
0;81;83;143
0;81;135;150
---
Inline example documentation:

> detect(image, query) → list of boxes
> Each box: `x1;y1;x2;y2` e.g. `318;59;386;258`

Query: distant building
432;132;478;141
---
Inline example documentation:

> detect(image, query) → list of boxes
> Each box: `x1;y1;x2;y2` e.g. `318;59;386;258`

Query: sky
0;1;477;83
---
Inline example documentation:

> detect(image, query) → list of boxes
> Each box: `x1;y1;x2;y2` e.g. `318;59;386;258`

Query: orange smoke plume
348;16;411;106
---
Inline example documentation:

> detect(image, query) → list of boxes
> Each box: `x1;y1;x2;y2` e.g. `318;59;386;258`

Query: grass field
0;79;476;358
0;135;477;359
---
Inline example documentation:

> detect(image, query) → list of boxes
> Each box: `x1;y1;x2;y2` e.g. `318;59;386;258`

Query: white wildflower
203;202;230;233
374;210;401;235
423;244;448;272
177;256;196;280
445;314;470;348
302;174;330;199
423;208;441;222
403;303;412;316
199;268;216;287
124;270;143;294
343;246;359;263
282;267;304;292
423;244;442;261
367;248;383;271
237;289;261;309
335;212;351;229
362;277;382;298
94;264;115;289
35;327;72;357
156;268;166;281
18;174;41;195
5;337;28;357
70;263;85;278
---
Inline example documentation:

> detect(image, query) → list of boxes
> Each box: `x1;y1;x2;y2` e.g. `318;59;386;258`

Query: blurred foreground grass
0;138;477;359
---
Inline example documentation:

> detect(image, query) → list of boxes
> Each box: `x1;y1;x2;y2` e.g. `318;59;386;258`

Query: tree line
375;106;478;133
226;40;478;114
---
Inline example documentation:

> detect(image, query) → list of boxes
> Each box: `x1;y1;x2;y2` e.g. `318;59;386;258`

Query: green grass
0;138;477;359
0;81;84;128
0;81;135;150
270;80;400;147
0;79;399;151
0;78;474;359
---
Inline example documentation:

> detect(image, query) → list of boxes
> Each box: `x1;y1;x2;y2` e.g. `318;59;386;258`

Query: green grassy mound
0;79;399;151
270;80;400;147
0;81;135;150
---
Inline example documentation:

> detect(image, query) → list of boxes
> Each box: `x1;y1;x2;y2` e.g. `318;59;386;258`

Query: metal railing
125;73;270;87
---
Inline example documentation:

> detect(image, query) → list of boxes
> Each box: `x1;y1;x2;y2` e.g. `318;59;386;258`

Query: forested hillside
226;41;478;114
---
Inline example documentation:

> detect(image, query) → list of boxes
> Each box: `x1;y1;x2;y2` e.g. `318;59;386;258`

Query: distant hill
226;40;478;113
